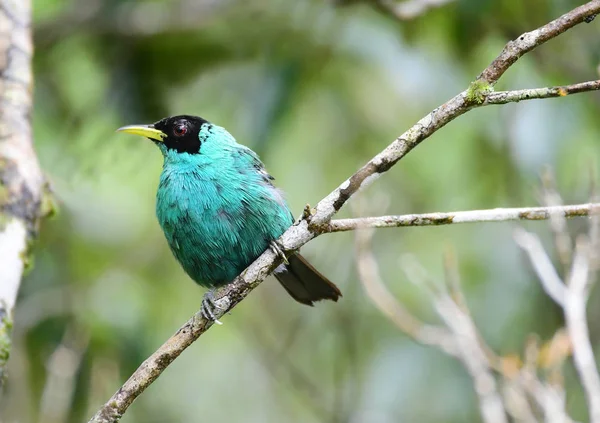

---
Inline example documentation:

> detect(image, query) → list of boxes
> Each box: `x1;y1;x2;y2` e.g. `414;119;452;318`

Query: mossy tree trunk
0;0;45;388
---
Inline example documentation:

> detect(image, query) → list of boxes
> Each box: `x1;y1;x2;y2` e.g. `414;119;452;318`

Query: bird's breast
155;163;293;287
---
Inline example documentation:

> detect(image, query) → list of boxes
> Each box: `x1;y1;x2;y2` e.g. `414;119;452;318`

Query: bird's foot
200;290;228;325
270;240;289;265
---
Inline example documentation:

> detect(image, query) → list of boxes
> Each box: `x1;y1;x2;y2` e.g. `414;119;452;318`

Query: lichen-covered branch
485;80;600;104
88;2;600;422
477;1;600;85
327;203;600;232
0;0;45;388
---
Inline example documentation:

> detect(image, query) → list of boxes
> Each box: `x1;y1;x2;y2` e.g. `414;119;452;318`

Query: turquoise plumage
118;115;341;317
156;123;292;285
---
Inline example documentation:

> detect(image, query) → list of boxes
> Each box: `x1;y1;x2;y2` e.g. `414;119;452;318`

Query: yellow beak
116;125;166;142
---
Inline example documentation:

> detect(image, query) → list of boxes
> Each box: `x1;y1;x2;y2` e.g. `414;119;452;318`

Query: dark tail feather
274;254;342;306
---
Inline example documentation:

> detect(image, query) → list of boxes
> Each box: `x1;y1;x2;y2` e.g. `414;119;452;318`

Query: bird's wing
233;145;295;222
233;145;277;185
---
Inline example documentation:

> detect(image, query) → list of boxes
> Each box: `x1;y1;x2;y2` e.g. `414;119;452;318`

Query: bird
117;115;341;321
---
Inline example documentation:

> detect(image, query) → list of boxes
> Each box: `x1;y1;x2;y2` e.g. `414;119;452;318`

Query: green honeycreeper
118;115;341;320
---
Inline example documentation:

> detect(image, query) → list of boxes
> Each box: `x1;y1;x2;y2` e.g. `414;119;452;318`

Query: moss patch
19;237;36;274
40;182;59;219
466;80;493;104
0;308;13;385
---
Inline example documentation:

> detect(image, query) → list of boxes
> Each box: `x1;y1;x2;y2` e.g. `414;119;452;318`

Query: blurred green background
2;0;600;422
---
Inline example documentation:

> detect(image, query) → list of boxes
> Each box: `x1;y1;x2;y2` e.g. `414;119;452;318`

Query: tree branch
485;80;600;105
477;1;600;85
520;336;574;423
514;228;567;307
354;227;458;356
0;0;45;388
327;203;600;232
356;219;586;422
88;2;600;421
516;221;600;422
398;254;508;423
564;238;600;423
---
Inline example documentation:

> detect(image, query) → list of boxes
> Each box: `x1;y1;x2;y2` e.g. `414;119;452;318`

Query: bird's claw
201;290;225;325
270;240;289;265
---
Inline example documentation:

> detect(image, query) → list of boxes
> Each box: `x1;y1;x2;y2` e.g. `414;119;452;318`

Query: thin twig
540;169;574;272
514;228;567;307
521;335;576;423
501;379;538;423
443;248;468;312
516;227;598;422
522;374;572;423
354;228;457;355
443;249;504;370
438;300;508;423
400;257;508;423
485;80;600;104
327;203;600;233
565;238;600;423
88;3;600;421
478;1;600;84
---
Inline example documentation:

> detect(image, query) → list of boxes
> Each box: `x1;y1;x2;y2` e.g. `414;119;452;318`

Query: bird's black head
153;115;208;154
117;115;209;154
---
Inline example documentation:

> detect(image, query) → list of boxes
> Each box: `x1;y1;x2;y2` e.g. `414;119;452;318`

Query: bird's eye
173;124;188;137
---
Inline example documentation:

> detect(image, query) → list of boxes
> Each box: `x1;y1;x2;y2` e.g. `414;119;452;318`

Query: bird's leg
270;240;289;265
201;289;225;325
